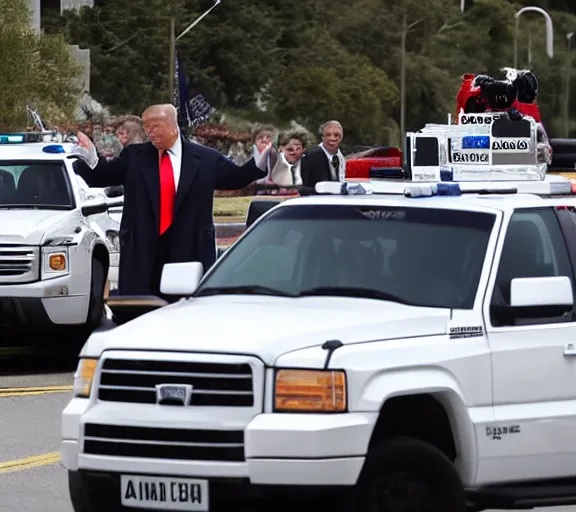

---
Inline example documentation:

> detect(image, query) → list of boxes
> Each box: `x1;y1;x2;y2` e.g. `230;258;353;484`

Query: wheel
68;471;97;512
86;258;106;331
69;471;121;511
353;437;466;512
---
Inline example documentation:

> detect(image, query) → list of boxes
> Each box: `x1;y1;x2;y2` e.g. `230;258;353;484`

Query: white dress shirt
165;136;182;190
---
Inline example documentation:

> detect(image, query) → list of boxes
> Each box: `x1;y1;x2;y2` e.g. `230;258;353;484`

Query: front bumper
0;275;89;326
70;469;353;508
62;398;375;487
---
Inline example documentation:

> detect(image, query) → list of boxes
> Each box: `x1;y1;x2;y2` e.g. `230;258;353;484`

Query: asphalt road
0;342;575;512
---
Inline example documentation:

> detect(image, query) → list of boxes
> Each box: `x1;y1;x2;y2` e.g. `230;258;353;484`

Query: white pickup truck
0;136;121;334
62;113;576;511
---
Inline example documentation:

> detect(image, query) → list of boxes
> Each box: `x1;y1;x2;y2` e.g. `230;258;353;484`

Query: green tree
0;0;80;131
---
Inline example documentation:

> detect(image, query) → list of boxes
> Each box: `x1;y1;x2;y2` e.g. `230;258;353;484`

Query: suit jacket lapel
139;143;160;224
175;138;199;214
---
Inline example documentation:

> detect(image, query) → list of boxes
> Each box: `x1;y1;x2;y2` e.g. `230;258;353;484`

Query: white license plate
120;475;208;510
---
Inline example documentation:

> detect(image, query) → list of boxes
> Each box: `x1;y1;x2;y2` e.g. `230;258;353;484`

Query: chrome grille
97;359;254;407
83;423;244;461
0;246;38;284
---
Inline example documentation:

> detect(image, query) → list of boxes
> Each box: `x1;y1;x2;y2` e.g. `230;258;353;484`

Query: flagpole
168;17;175;103
169;0;221;100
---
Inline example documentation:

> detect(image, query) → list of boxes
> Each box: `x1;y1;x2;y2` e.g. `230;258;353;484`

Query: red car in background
345;146;403;181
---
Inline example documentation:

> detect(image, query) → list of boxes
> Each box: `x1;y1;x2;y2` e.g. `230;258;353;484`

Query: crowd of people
65;114;347;197
71;104;349;298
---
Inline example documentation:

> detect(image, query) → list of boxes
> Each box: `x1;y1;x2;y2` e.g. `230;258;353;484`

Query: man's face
282;138;304;164
255;131;271;153
142;113;178;150
322;123;343;153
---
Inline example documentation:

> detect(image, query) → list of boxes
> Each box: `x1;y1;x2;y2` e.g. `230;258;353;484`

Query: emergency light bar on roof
0;132;53;144
315;174;575;197
405;111;545;182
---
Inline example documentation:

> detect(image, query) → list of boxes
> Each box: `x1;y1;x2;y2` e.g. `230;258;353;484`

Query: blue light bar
0;134;25;144
461;135;490;149
404;183;462;198
42;144;66;154
340;182;374;195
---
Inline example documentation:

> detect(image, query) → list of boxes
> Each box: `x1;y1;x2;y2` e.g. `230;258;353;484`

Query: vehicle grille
83;424;244;462
98;359;254;407
0;246;38;284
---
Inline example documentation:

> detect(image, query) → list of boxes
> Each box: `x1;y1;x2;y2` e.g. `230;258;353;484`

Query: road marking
0;385;72;398
0;452;61;473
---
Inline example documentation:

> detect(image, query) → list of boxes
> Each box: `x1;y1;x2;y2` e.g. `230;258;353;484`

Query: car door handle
564;344;576;356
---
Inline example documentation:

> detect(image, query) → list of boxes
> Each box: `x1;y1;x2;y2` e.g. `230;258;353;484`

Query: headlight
41;246;69;276
274;369;347;412
73;358;98;398
106;230;120;252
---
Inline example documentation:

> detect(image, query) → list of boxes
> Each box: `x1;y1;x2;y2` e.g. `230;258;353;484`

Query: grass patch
213;196;254;218
213;196;291;221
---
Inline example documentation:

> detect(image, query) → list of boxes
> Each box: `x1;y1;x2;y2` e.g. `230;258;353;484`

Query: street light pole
514;6;554;69
565;32;574;138
168;0;221;100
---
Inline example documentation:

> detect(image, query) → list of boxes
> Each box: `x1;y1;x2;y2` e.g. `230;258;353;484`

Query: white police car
0;133;121;333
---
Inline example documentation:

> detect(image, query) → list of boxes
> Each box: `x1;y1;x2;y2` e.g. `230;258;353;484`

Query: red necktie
159;150;176;236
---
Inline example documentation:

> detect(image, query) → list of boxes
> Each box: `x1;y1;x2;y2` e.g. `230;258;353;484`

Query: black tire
353;437;466;512
68;471;97;512
86;258;106;330
69;471;122;511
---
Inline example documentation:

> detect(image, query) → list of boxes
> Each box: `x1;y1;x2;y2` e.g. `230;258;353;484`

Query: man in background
300;120;346;194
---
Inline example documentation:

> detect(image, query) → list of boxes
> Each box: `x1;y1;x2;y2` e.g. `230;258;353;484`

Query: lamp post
168;0;221;99
513;7;554;70
565;32;575;138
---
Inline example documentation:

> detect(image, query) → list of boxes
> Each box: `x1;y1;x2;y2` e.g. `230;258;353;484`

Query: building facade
28;0;93;92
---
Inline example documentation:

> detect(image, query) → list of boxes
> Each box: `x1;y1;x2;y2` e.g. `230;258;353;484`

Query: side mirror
160;261;203;296
105;185;124;198
246;199;281;228
510;276;574;307
81;199;108;216
105;296;169;325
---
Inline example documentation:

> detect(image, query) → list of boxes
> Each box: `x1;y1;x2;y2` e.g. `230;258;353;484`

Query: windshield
0;160;74;209
197;204;496;309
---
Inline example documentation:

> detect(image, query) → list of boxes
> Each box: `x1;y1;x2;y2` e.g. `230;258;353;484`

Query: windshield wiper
299;286;413;305
195;285;297;298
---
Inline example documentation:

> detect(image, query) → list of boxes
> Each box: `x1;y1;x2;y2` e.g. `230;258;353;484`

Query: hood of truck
87;295;450;365
0;209;72;245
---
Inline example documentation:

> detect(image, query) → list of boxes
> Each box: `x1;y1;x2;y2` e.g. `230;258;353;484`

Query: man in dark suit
75;104;269;297
299;120;346;194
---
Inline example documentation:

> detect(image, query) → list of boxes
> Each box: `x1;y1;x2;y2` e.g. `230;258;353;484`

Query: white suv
61;171;576;511
0;138;120;333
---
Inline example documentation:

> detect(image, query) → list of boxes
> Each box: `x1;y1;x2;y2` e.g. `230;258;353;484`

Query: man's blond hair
142;104;178;123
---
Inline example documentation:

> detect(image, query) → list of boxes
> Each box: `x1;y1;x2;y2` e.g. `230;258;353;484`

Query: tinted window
198;205;497;309
491;208;574;325
0;161;73;208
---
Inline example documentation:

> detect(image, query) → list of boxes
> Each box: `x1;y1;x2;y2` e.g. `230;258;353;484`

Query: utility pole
400;15;407;145
168;17;176;103
565;32;574;138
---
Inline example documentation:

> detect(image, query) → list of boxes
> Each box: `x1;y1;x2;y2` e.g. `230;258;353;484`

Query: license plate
120;475;208;510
